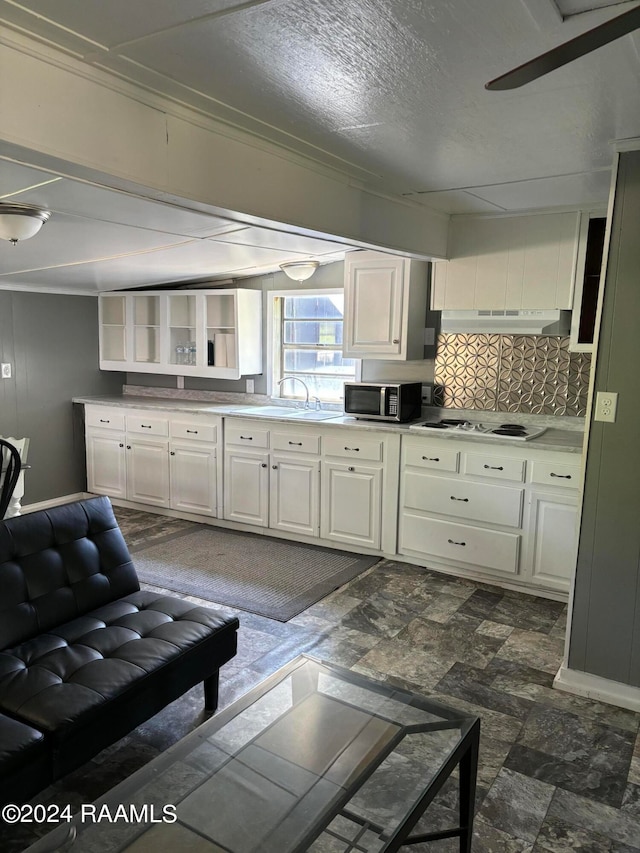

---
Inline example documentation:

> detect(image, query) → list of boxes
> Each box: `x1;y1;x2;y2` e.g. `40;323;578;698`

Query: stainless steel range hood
440;309;571;335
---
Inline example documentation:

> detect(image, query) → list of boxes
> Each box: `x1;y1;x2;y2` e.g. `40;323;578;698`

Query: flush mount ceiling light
279;261;319;282
0;203;51;245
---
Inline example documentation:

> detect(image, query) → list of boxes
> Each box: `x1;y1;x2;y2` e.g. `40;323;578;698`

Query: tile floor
3;508;639;852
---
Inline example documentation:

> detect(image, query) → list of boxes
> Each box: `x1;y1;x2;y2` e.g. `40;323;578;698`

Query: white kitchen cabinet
431;211;581;310
524;490;578;592
224;448;270;527
270;454;319;537
343;251;428;359
99;288;262;379
320;461;382;550
85;405;221;517
86;430;127;499
223;420;320;536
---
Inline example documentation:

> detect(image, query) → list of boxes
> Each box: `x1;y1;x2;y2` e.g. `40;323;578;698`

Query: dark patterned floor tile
339;590;424;638
546;789;640;850
488;595;566;635
505;742;628;808
396;615;505;669
436;663;534;721
456;588;504;620
535;813;618;852
478;767;554;844
484;657;556;690
515;705;635;808
622;782;640;816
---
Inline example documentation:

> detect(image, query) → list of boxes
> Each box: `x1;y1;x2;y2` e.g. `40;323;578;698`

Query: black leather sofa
0;496;239;806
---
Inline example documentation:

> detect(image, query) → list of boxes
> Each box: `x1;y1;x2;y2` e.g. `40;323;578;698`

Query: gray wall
568;150;640;686
0;290;123;504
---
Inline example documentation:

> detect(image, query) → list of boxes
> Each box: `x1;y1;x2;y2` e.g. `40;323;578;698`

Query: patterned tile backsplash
433;334;591;416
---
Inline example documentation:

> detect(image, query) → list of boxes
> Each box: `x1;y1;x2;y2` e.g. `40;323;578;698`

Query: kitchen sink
233;406;340;421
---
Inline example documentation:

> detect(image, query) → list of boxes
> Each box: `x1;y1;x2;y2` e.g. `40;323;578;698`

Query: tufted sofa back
0;496;140;650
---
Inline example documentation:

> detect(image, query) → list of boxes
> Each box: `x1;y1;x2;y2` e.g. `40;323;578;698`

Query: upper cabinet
99;288;262;378
431;211;582;311
343;251;429;360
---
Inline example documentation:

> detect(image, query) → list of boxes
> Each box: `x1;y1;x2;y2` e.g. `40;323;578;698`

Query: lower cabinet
524;490;578;591
85;406;221;517
223;420;320;537
320;461;382;549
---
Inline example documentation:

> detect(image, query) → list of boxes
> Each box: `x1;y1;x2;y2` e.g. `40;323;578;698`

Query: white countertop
73;396;584;453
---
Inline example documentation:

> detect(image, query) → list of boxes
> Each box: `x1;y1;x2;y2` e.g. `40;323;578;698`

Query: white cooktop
408;420;547;441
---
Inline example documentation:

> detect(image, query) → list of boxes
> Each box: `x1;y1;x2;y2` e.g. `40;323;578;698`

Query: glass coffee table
27;655;480;853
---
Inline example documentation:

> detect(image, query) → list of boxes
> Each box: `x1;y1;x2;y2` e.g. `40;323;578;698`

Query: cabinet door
86;431;127;498
270;454;319;537
126;438;170;507
344;254;405;357
525;489;578;592
321;461;381;549
170;442;217;517
223;450;269;527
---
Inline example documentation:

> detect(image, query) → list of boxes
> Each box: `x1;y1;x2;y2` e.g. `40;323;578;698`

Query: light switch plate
246;379;255;393
594;391;618;423
1;363;11;379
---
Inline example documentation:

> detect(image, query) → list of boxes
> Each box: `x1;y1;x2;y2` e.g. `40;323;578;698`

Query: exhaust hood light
0;204;51;244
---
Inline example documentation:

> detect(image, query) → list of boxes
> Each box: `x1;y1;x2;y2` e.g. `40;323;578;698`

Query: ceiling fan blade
486;4;640;90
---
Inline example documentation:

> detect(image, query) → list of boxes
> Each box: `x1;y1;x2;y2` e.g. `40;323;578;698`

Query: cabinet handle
392;339;400;344
272;464;278;469
344;446;360;452
240;435;253;440
288;441;303;446
348;466;355;472
450;496;469;502
423;456;440;461
170;451;175;456
119;443;124;448
447;539;466;546
186;429;198;434
484;464;504;471
126;445;131;450
261;463;267;468
99;419;110;424
550;472;572;479
140;424;152;429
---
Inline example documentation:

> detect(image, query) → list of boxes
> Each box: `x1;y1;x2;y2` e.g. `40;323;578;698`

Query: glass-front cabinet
98;289;262;378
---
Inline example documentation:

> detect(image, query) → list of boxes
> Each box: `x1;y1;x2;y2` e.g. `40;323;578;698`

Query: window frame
267;288;360;403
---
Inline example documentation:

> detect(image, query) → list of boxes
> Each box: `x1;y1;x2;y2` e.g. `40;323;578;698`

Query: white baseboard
20;493;88;514
554;664;640;713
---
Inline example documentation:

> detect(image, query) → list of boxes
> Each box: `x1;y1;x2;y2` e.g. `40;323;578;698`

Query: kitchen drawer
125;412;169;437
170;420;218;443
530;460;580;489
225;421;269;449
272;431;321;455
403;472;523;528
85;407;125;431
404;442;459;473
400;513;520;576
323;435;382;462
464;453;525;482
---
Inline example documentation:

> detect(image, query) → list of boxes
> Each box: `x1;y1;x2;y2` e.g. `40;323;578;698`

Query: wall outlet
246;379;255;393
594;391;618;423
1;363;11;379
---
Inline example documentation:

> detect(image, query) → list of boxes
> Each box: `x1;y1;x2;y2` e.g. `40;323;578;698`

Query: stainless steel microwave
343;382;422;422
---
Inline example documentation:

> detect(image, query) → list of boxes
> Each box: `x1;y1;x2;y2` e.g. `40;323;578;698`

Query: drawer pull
170;451;175;456
288;441;303;446
550;472;572;479
422;456;440;462
272;464;278;469
484;464;504;471
119;443;124;448
348;466;355;472
140;424;152;429
186;429;198;434
447;538;466;546
126;445;131;450
450;496;469;502
392;339;400;344
261;463;267;468
344;446;360;452
99;418;110;424
240;435;253;440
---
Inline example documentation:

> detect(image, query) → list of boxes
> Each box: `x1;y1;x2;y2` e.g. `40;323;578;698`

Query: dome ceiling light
279;261;319;282
0;203;52;245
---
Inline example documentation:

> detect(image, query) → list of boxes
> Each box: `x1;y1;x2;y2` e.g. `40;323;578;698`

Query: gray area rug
131;526;379;621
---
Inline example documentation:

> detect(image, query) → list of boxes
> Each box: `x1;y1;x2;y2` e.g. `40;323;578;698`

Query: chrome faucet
277;376;310;408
